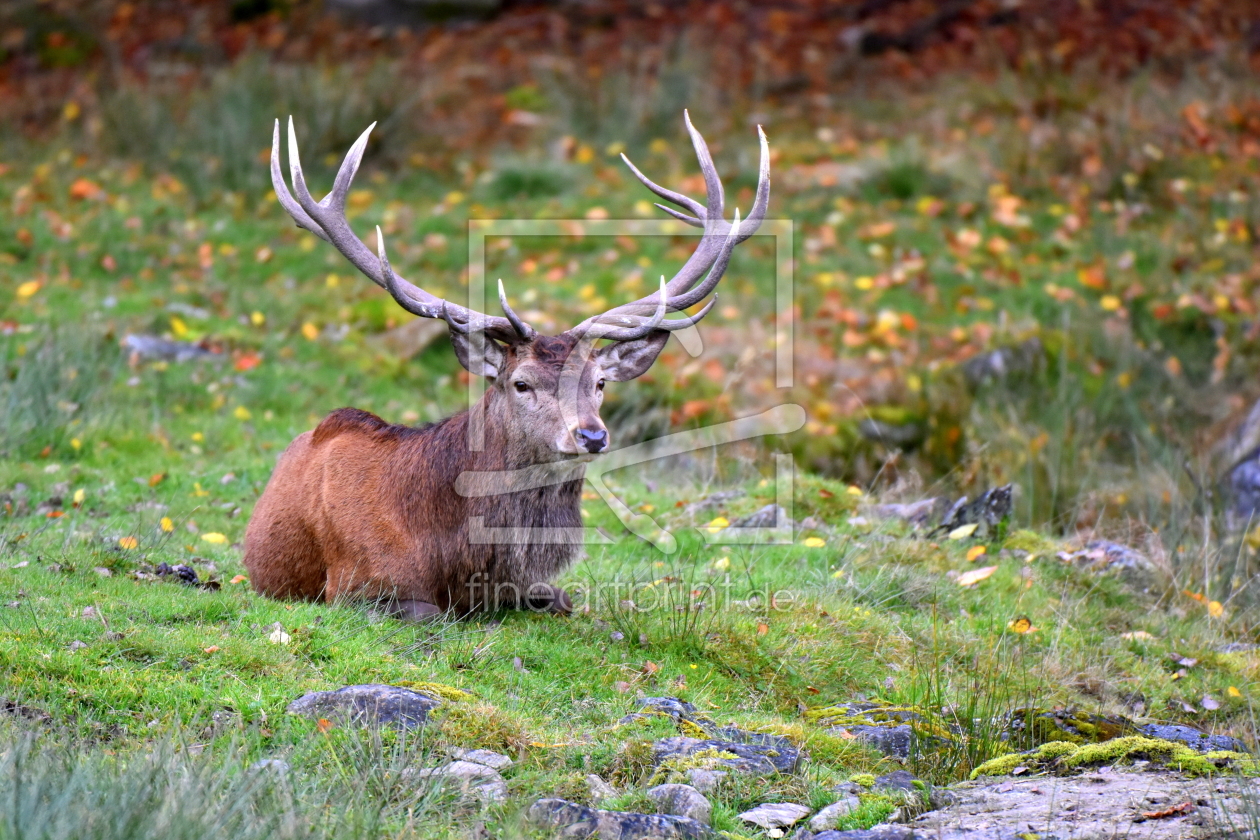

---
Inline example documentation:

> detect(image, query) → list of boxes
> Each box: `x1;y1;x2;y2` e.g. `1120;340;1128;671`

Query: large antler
270;117;534;343
570;111;771;342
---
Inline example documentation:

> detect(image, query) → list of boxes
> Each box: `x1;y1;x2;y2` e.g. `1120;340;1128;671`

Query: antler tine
571;117;769;342
498;279;536;339
619;152;706;221
274;118;528;342
271;120;328;242
684;109;724;225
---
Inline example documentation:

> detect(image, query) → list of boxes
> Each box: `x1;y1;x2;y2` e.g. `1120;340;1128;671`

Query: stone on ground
449;747;513;770
286;684;441;729
408;760;507;804
527;798;712;839
646;783;712;825
737;802;811;832
809;795;862;831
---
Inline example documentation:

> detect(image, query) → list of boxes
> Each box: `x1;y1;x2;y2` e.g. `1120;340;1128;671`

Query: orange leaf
68;178;103;200
1142;801;1193;819
642;661;660;675
230;574;248;584
957;565;998;586
118;536;138;549
966;545;988;562
148;473;166;487
1007;617;1036;634
316;718;334;734
203;645;220;653
757;622;769;635
46;510;64;519
234;352;262;372
1182;589;1205;603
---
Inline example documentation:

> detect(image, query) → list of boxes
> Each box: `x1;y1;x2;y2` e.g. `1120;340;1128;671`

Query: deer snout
575;427;609;454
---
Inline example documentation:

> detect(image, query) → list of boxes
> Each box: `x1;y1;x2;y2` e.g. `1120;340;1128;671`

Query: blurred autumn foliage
5;0;1260;148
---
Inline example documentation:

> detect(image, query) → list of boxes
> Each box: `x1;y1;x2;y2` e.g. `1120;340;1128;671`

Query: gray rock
1136;723;1248;753
737;802;811;831
1218;642;1260;654
408;760;507;804
961;338;1043;388
449;747;513;770
653;737;780;776
834;723;914;759
1058;540;1157;590
814;828;919;840
586;773;618;804
286;684;441;729
646;783;711;825
809;796;862;831
873;770;922;793
869;497;949;527
684;490;745;518
527;798;712;839
685;768;728;794
730;504;792;529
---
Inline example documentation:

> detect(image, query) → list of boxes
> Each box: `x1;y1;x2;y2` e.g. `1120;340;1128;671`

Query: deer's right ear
449;330;507;379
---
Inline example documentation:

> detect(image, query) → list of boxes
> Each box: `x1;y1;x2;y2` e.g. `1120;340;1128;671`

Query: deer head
270;112;769;464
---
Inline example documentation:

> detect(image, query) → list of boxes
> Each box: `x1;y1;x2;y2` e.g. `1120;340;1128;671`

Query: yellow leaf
117;536;139;550
948;523;979;540
957;565;998;586
192;482;209;497
201;532;228;545
1007;617;1036;634
802;537;826;548
160;517;174;533
1099;294;1122;311
250;311;265;326
170;316;188;338
704;516;729;534
16;280;41;299
301;322;319;340
1228;686;1242;698
966;545;987;562
234;406;251;421
712;556;730;571
1207;600;1224;618
846;485;863;496
73;488;86;505
70;438;82;451
191;432;205;442
1121;631;1157;641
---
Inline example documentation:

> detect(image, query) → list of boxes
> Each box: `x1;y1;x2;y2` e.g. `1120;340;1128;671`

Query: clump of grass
0;327;121;458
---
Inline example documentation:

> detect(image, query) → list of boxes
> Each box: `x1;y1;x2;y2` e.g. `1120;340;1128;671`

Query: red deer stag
244;113;770;618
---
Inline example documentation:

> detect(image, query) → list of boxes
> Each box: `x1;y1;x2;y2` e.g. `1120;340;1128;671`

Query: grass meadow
2;28;1260;838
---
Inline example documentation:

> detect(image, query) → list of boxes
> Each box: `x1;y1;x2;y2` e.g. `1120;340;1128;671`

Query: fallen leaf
230;574;247;584
757;622;769;635
1207;600;1224;618
200;533;228;544
73;488;85;505
818;488;834;498
1007;617;1035;634
148;472;166;487
117;536;139;550
1121;631;1157;641
948;523;979;540
704;516;729;534
1141;801;1193;819
642;660;660;675
16;280;42;299
203;645;220;653
966;545;987;562
1201;695;1221;711
160;517;174;533
1228;686;1242;698
802;537;826;548
957;565;998;586
316;718;334;734
613;681;632;693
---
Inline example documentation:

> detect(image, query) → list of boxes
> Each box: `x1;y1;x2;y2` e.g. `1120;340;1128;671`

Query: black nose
576;428;608;453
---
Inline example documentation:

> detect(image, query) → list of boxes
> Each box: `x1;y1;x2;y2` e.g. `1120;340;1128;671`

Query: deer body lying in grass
244;113;769;618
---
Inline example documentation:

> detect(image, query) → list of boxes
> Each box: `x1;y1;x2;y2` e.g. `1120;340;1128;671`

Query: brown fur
244;338;599;613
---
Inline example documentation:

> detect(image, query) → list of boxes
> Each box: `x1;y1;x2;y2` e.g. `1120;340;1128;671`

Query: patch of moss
972;736;1259;779
1003;529;1058;556
436;701;529;753
805;702;955;742
745;722;866;766
850;772;876;788
647;747;743;786
398;681;473;703
1009;707;1134;747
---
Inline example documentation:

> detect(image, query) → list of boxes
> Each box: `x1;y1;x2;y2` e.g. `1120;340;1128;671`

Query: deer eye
514;381;530;393
596;379;605;391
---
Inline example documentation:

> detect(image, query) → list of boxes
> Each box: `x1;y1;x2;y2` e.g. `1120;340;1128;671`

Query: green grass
2;60;1260;839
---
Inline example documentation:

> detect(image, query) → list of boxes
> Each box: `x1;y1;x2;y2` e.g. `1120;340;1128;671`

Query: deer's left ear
595;331;670;382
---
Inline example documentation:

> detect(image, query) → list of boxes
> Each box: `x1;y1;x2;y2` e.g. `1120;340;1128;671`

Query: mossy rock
972;736;1259;779
1007;707;1136;748
396;681;474;703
